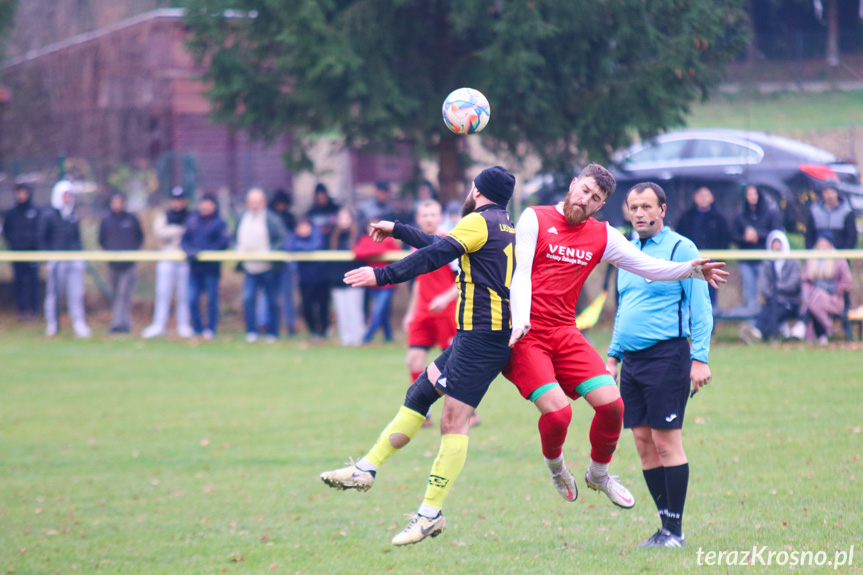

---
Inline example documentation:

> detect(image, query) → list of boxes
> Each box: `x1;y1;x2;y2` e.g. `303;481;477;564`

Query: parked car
525;129;863;232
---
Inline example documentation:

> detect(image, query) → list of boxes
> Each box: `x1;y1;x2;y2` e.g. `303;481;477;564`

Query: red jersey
525;206;608;329
415;238;458;319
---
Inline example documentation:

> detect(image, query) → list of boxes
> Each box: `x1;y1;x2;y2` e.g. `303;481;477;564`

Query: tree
184;0;747;200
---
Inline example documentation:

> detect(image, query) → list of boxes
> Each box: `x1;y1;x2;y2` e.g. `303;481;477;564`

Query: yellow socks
421;433;469;511
364;406;425;468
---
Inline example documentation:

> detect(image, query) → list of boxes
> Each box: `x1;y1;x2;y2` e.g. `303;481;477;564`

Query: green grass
1;329;862;574
688;90;863;133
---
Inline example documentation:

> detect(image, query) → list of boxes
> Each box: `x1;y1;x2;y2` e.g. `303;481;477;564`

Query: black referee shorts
620;338;691;430
430;330;511;408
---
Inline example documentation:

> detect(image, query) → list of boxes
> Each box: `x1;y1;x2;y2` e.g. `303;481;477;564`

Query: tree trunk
437;135;463;204
826;0;840;67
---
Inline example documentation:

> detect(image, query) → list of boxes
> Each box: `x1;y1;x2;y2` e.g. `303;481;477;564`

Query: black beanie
475;166;515;207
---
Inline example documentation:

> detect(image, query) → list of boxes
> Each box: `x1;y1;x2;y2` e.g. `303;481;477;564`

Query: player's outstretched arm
345;239;463;287
377;221;444;249
603;224;729;285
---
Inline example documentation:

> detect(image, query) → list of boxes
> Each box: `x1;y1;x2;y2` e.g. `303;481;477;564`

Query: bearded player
504;164;728;508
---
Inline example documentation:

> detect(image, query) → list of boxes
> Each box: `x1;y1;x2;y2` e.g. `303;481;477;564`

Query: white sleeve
601;224;694;280
510;208;538;330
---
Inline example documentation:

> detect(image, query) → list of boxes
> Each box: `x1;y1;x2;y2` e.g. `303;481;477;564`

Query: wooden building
0;8;415;201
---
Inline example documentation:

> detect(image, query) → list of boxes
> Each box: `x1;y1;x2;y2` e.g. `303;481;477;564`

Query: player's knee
632;433;655;459
406;348;425;372
539;403;572;431
597;396;624;421
403;371;440;414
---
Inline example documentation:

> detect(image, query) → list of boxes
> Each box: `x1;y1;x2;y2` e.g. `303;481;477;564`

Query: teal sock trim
574;374;616;397
528;382;560;403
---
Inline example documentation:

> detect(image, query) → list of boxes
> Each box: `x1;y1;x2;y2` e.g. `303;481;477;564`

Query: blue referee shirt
608;226;713;363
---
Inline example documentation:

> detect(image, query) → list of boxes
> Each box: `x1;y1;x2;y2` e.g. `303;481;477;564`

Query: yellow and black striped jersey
444;204;516;331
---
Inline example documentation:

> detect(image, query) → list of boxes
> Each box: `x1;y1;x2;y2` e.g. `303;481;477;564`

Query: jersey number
503;244;514;288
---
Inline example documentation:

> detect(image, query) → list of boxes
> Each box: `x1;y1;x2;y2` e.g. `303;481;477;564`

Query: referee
606;182;715;548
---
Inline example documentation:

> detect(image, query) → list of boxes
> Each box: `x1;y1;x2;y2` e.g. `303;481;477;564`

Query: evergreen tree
185;0;747;199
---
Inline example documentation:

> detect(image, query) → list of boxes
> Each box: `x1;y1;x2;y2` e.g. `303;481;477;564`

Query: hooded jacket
38;181;82;251
758;230;802;307
3;195;41;250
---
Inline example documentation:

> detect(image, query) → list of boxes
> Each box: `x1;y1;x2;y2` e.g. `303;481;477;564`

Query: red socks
538;404;572;459
410;370;423;384
589;397;624;464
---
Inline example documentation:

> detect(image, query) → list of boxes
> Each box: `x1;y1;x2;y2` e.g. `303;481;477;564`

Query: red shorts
503;324;610;401
408;314;456;350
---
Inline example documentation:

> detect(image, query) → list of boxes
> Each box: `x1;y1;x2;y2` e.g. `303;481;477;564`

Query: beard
562;198;588;226
460;194;477;217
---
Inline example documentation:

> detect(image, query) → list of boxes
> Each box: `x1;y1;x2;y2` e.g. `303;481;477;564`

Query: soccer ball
442;88;490;135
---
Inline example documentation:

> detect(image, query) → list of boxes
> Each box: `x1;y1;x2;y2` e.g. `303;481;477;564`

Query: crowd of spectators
1;178;460;345
670;183;858;346
1;179;859;345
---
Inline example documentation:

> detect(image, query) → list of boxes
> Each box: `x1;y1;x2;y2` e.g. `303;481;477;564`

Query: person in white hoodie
38;179;91;337
739;230;802;343
142;187;194;338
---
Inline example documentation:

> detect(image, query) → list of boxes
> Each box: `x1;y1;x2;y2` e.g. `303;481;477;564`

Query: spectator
142;187;193;339
286;218;329;340
358;180;397;224
739;230;802;344
730;185;783;316
269;189;298;336
3;183;42;321
329;207;365;346
354;218;401;344
306;183;340;245
799;231;852;345
805;185;857;250
181;195;230;340
99;192;144;334
675;186;731;310
408;181;438;228
236;187;287;343
39;180;91;338
439;200;462;234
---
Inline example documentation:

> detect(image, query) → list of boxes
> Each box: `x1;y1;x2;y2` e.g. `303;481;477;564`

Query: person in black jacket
99;192;144;333
306;183;340;245
3;184;42;320
39;180;91;337
730;185;783;316
181;195;230;339
675;186;731;311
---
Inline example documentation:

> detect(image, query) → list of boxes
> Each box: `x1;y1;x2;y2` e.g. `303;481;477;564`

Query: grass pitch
1;328;861;574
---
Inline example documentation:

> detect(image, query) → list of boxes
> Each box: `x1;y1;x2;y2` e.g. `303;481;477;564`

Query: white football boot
320;462;375;492
584;471;635;509
391;512;446;546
